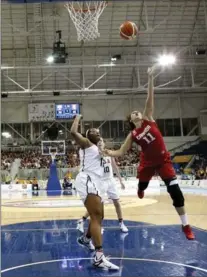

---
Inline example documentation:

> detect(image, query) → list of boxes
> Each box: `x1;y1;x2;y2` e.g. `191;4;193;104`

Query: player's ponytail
126;114;136;131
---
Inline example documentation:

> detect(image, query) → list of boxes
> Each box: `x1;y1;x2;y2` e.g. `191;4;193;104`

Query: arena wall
2;94;206;123
1;179;207;200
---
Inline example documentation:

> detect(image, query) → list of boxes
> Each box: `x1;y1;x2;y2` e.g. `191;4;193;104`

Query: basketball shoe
137;189;144;199
77;235;95;251
120;222;128;233
182;225;195;240
93;251;119;270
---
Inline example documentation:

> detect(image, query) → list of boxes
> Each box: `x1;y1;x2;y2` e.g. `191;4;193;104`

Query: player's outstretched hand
73;114;83;119
102;149;112;156
147;65;157;76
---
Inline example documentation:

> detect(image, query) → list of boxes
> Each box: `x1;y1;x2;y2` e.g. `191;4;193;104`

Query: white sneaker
77;235;95;251
77;219;84;233
93;253;119;270
120;222;128;233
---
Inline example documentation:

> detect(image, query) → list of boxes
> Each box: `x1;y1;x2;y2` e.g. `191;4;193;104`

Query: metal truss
2;0;207;98
2;61;207;70
1;61;207;97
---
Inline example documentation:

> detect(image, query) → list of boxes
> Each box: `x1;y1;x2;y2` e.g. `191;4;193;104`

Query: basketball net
65;1;107;42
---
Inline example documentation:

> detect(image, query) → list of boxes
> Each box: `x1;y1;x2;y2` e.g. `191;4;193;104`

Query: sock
86;233;91;240
95;246;103;251
95;247;103;260
180;214;188;226
119;218;123;223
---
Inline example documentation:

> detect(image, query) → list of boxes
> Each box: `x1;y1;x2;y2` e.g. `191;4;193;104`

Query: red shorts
137;160;176;182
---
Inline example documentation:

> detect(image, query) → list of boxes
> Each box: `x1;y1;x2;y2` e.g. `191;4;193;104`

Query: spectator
1;146;140;170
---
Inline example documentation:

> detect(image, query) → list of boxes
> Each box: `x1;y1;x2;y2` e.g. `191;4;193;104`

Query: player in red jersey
104;67;195;240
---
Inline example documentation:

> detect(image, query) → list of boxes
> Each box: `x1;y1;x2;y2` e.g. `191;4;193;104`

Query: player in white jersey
77;138;128;233
71;115;119;271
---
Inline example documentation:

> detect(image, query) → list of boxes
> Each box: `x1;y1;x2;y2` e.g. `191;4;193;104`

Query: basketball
120;21;138;40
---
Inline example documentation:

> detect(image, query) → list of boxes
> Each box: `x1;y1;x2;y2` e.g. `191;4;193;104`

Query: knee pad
164;177;177;187
166;183;185;207
138;181;149;191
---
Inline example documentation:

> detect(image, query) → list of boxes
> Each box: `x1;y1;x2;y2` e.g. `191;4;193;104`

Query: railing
170;137;200;156
1;166;138;182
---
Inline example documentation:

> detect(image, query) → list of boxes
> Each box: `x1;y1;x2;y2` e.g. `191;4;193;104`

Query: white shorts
103;178;119;200
75;171;105;203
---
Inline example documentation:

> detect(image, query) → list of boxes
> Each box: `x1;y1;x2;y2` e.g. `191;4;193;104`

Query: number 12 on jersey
142;132;155;144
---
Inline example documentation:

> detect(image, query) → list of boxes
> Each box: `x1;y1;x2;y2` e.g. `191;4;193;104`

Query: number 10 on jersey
100;158;110;173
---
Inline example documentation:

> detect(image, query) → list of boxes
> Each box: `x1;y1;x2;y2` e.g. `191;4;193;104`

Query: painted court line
1;224;154;232
1;257;207;273
193;226;207;233
2;224;206;233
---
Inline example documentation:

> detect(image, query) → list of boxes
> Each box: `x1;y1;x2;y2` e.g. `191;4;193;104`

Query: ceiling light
157;54;176;66
47;56;54;63
2;132;11;138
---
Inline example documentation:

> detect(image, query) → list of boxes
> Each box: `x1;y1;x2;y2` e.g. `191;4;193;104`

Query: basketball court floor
1;188;207;277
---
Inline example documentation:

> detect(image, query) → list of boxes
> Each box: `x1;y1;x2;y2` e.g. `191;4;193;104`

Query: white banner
28;103;55;122
1;184;32;192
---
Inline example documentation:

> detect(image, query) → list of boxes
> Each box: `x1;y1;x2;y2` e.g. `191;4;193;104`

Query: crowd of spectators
174;155;207;180
2;147;206;180
1;147;140;170
1;149;79;170
116;147;139;167
191;155;207;180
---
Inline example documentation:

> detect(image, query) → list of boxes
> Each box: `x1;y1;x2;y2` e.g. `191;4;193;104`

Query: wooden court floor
2;193;207;230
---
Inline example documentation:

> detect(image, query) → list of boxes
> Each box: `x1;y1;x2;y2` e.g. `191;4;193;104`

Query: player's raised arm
104;133;132;157
70;115;90;148
143;66;155;121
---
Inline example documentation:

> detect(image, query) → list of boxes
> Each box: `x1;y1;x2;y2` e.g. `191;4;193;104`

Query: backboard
41;140;66;156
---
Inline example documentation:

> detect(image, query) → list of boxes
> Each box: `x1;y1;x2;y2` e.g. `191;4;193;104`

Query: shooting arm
143;67;155;121
70;115;90;148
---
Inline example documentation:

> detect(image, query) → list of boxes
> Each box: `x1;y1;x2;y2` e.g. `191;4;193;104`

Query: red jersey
131;119;169;166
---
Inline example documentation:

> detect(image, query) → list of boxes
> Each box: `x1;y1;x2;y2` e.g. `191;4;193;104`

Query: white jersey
102;156;113;180
79;145;103;177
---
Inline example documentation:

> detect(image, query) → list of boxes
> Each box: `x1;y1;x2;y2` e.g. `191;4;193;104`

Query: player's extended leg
158;162;195;240
75;172;119;270
137;165;155;199
106;178;128;232
77;195;102;251
112;199;128;233
83;195;118;270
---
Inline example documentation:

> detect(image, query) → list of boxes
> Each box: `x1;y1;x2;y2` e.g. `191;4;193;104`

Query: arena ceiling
1;0;207;101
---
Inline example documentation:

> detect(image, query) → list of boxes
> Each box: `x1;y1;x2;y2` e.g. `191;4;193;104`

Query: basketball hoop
65;1;108;42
